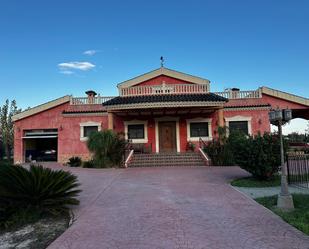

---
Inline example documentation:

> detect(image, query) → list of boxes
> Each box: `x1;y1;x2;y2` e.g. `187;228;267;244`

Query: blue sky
0;0;308;110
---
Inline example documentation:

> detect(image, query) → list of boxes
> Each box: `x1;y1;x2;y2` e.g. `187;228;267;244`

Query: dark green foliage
0;99;21;160
232;133;282;180
0;159;13;167
87;130;126;168
204;140;234;166
204;127;283;180
83;160;95;168
68;156;82;167
204;126;235;166
255;194;309;235
231;175;281;187
0;164;81;229
0;207;41;230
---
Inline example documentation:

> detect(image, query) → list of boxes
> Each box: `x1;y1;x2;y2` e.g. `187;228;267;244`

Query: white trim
124;120;148;143
80;121;101;141
22;136;58;139
154;117;180;153
13;95;71;122
186;118;213;142
224;106;271;111
225;115;252;135
63;112;108;117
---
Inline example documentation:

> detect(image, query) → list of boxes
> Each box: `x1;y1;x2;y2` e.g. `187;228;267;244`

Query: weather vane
160;56;164;67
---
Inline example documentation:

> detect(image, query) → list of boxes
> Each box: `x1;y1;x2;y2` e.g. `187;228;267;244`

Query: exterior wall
136;75;194;86
223;109;271;135
14;102;108;164
262;94;308;110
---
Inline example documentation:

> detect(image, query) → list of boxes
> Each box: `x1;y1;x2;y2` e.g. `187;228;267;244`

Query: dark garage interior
23;129;58;162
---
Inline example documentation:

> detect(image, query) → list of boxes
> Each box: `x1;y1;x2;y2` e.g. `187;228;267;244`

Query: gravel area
0;215;70;249
233;185;309;198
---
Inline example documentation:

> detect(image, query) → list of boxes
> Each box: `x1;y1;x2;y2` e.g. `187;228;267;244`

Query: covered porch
106;107;224;153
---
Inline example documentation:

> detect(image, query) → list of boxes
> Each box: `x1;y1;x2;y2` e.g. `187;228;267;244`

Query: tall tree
0;100;21;160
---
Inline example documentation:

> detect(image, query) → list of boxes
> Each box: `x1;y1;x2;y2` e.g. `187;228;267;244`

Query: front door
159;121;176;152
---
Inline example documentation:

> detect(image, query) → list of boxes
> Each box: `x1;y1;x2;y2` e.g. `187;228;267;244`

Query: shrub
204;128;283;180
204;126;235;166
0;164;81;219
83;160;95;168
234;133;282;180
87;130;126;168
204;140;235;166
68;156;82;167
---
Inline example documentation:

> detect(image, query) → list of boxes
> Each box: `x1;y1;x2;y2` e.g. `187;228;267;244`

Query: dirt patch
0;215;70;249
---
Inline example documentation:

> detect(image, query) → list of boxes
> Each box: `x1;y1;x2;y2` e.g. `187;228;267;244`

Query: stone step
129;162;205;167
128;152;206;167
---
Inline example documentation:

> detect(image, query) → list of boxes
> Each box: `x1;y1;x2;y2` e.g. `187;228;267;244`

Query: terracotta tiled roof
103;93;227;106
64;104;107;113
224;98;270;108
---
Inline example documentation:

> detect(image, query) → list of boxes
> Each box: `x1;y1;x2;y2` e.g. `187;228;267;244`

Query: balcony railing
214;89;262;99
120;83;209;96
70;96;114;105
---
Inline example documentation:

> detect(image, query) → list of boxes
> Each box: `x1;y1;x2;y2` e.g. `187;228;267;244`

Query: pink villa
13;67;309;165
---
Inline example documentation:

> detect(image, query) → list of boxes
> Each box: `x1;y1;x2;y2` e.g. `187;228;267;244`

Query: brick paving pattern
45;164;309;249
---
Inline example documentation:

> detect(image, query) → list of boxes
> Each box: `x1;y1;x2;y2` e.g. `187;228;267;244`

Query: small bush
83;160;95;168
68;156;82;167
0;164;81;229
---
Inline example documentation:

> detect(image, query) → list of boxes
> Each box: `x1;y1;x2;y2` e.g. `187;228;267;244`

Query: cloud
59;70;74;75
58;61;95;71
83;50;98;56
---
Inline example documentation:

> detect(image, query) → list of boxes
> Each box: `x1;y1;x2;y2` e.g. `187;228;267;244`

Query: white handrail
124;150;134;168
120;83;209;96
70;96;114;105
214;90;261;99
198;148;211;166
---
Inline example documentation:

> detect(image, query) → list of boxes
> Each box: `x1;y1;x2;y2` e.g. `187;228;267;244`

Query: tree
0;100;21;160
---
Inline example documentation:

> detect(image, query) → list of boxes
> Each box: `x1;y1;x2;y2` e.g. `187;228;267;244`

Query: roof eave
13;95;71;122
117;67;210;89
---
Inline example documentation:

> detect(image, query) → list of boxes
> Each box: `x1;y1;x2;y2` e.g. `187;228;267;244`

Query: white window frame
80;121;101;141
225;116;252;135
124;120;148;143
186;118;212;142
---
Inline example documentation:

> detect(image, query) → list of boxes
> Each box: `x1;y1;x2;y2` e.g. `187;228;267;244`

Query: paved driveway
46;165;309;249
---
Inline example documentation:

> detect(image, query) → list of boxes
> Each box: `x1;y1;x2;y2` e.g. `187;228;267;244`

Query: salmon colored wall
15;91;303;162
262;94;307;110
14;102;108;164
136;75;194;86
223;109;271;135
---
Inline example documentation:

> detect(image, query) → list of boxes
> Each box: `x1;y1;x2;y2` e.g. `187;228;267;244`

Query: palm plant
0;164;81;215
87;130;126;167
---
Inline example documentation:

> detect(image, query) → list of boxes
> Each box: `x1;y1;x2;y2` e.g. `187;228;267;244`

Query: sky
0;0;308;132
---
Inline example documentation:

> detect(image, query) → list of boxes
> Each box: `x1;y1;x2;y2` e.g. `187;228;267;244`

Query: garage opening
23;129;58;162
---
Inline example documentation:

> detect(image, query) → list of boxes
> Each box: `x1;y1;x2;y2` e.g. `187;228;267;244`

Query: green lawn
230;175;281;187
255;194;309;235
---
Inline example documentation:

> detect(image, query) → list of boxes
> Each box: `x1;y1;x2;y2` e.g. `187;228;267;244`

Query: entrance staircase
128;152;207;167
